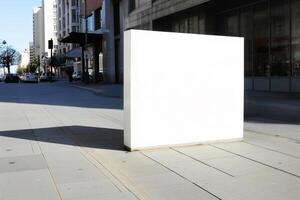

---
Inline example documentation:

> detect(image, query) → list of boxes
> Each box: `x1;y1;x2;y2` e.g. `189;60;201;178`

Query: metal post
43;55;46;73
48;38;53;82
81;46;85;82
50;48;53;82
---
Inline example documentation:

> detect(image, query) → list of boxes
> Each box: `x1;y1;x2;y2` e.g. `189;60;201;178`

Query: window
94;8;101;30
188;15;199;34
114;3;120;36
171;21;179;32
72;26;77;32
218;11;239;36
270;0;290;76
253;2;270;76
198;14;205;34
62;17;66;29
240;8;253;77
87;15;94;32
129;0;136;13
72;9;77;22
292;0;300;76
179;18;188;33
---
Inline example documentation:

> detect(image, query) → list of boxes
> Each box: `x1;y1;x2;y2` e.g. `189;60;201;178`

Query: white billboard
124;30;244;150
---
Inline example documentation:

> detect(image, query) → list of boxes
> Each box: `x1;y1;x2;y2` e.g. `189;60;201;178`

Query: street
0;82;300;200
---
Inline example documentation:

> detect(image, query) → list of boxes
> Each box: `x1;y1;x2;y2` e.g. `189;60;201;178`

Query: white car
22;73;38;83
72;72;82;80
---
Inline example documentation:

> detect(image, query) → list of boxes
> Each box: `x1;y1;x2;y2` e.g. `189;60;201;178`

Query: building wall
57;0;81;55
33;6;45;71
101;0;210;84
101;0;300;92
20;49;30;69
43;0;58;57
102;0;116;83
29;42;35;63
125;0;209;29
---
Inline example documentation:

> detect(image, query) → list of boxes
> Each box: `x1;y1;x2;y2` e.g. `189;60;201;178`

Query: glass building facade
153;0;300;92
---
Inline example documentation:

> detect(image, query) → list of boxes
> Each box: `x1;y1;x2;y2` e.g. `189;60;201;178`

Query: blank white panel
124;30;244;150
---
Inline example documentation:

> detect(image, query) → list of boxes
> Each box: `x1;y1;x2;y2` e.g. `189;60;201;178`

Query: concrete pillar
103;0;116;83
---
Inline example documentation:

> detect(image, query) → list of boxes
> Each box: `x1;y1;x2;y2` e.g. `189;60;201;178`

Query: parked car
22;73;38;83
40;72;56;82
72;72;82;81
4;74;19;83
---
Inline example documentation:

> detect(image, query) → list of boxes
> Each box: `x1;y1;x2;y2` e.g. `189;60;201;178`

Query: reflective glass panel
292;0;300;76
270;0;290;76
254;2;270;76
240;8;253;77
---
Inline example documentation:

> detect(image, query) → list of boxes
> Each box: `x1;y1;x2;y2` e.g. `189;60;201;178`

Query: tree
26;57;40;73
0;45;20;74
16;67;25;75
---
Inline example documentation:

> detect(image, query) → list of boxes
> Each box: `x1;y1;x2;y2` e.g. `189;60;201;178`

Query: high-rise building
29;42;35;63
20;48;30;69
42;0;58;57
33;6;45;69
57;0;81;55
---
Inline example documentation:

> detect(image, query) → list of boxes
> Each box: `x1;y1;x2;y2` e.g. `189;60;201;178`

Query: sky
0;0;42;74
0;0;42;53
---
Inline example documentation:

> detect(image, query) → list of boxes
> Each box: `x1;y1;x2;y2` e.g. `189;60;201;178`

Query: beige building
33;6;45;71
20;48;30;69
42;0;58;57
57;0;81;55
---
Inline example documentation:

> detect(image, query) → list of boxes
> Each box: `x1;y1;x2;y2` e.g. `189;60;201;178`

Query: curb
69;84;123;99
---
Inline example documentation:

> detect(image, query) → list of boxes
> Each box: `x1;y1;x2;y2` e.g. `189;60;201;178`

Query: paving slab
0;155;47;174
0;169;61;200
245;130;300;159
0;143;40;158
57;180;121;199
213;142;300;177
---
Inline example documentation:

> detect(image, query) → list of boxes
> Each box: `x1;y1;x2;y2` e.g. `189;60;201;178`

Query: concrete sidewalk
0;83;300;199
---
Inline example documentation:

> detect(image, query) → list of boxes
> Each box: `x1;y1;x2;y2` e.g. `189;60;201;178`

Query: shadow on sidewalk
0;126;125;151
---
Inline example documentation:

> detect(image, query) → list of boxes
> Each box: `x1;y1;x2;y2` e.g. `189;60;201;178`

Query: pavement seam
21;107;64;200
79;149;149;200
170;147;235;177
140;152;222;200
41;106;140;199
245;129;300;143
40;107;134;195
57;127;125;193
210;144;300;179
56;124;148;200
244;141;300;160
76;147;125;192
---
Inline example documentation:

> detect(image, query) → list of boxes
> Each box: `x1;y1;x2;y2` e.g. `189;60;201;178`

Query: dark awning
59;32;103;45
65;47;82;58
